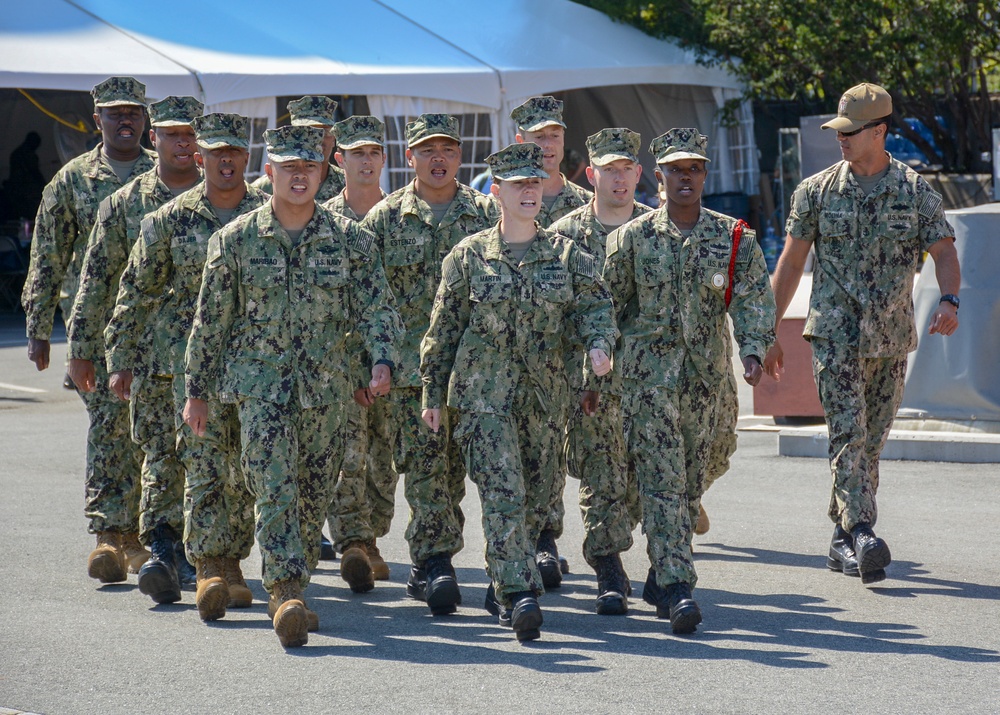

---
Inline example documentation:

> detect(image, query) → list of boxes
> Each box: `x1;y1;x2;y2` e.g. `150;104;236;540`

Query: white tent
1;0;758;197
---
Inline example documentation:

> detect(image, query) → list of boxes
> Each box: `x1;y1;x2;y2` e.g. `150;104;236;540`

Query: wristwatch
939;294;960;310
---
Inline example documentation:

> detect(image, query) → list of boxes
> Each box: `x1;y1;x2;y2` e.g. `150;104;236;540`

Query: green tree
576;0;1000;172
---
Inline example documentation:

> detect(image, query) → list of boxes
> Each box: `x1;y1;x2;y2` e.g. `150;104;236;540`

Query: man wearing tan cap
22;76;156;585
361;114;497;617
323;115;396;586
764;82;961;586
106;113;269;615
67;95;204;600
604;128;775;633
420;142;616;641
511;95;593;228
550;127;651;612
252;96;346;200
184;124;401;647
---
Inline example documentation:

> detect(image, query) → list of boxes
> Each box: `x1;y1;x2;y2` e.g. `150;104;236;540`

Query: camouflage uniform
361;127;498;568
535;177;593;229
421;210;618;604
604;178;774;591
787;157;952;530
107;179;269;563
251;95;345;200
551;197;650;566
22;77;155;536
185;149;401;593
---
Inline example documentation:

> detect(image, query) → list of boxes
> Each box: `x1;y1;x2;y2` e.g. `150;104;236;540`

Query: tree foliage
575;0;1000;172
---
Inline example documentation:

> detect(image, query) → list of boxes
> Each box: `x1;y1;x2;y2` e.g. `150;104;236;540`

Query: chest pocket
634;254;669;316
383;235;426;267
699;256;730;297
308;255;350;321
818;211;855;264
171;233;209;268
470;273;513;337
532;270;572;334
242;260;286;323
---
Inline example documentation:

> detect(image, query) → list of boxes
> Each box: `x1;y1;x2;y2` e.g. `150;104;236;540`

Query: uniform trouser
703;369;739;492
133;374;185;544
327;396;397;548
454;382;559;604
80;358;142;533
236;397;345;592
623;370;721;590
565;392;634;569
172;377;253;563
810;338;907;531
391;386;464;566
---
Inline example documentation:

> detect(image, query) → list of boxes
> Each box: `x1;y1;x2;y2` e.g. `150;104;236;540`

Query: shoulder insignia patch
98;197;113;224
351;227;374;257
140;215;159;246
443;251;464;289
606;230;620;258
736;229;757;264
919;191;943;220
573;250;596;278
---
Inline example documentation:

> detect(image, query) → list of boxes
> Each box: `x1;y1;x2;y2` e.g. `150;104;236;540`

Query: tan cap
191;113;249;150
333;115;385;150
148;96;204;127
510;96;566;133
265;125;326;163
405;114;461;148
487;142;549;181
91;77;146;108
821;83;892;133
586;127;641;166
287;96;338;127
649;128;710;164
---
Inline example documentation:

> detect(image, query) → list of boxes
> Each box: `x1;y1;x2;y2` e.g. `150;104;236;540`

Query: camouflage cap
405;114;461;148
191;113;250;150
264;125;326;163
148;96;204;127
510;96;566;133
487;142;549;181
649;128;711;164
586;127;641;166
821;82;892;133
333;115;385;150
91;76;146;108
288;96;338;127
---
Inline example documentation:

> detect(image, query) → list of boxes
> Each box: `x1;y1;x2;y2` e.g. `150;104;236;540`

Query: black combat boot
174;540;197;586
423;554;461;615
642;567;662;607
827;525;860;577
137;526;181;604
320;533;337;561
851;523;891;585
658;582;702;634
535;530;563;589
484;581;512;626
406;565;427;600
594;554;630;615
509;592;543;642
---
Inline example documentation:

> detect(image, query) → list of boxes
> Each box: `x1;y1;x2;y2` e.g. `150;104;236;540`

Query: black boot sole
138;564;181;604
538;557;562;589
596;592;628;615
511;602;543;641
426;578;461;615
858;540;891;584
670;603;702;634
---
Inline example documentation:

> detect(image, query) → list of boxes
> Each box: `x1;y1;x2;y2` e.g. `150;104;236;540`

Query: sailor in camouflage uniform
420;143;617;641
510;97;593;576
22;77;156;585
550;128;651;612
252;96;345;200
105;114;269;616
322;116;396;583
67;96;204;601
604;128;775;633
765;83;960;586
511;96;592;228
361;114;498;616
184;125;401;648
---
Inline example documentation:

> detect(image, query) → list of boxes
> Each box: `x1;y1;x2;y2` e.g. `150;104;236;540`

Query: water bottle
763;224;778;272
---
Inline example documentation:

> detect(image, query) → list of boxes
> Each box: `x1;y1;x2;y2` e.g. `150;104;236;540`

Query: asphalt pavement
1;311;998;715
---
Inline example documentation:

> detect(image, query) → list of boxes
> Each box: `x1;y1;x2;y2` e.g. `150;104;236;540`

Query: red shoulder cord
724;219;749;309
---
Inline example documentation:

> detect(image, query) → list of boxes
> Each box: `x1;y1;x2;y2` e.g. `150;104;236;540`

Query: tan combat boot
195;557;230;621
121;532;150;574
694;504;710;536
268;592;319;632
340;542;375;593
221;557;253;608
365;539;390;580
271;580;309;648
87;532;127;583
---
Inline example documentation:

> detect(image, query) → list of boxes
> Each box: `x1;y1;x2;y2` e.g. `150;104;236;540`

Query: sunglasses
839;121;882;137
